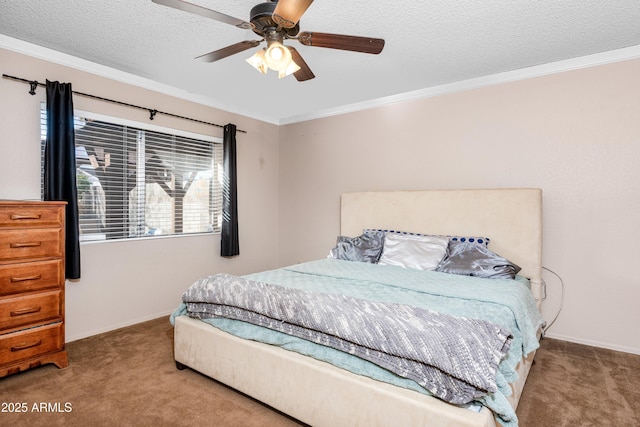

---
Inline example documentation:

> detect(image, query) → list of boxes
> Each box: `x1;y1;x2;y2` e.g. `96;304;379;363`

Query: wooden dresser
0;200;68;377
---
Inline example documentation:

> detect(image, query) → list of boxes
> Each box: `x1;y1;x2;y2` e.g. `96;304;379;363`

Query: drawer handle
10;242;42;249
10;306;42;316
11;340;43;352
10;214;42;220
11;274;42;283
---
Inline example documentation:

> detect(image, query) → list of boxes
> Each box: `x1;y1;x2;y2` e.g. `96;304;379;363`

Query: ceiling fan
152;0;385;81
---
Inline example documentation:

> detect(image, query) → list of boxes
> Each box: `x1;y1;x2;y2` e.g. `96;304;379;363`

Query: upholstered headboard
341;188;543;299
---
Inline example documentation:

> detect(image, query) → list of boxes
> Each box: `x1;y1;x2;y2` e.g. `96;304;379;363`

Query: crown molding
3;35;639;127
0;35;279;125
279;44;640;125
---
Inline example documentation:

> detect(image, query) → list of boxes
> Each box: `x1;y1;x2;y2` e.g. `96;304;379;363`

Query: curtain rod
2;73;247;134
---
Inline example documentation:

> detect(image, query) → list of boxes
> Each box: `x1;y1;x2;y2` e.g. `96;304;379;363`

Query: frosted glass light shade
246;49;268;74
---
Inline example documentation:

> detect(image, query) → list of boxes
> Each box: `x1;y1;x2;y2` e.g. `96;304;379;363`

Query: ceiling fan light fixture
153;0;386;83
246;49;268;74
272;0;314;29
264;41;293;72
246;42;298;78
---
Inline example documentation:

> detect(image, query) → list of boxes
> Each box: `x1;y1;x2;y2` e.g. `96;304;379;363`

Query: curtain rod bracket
29;80;39;95
149;109;158;120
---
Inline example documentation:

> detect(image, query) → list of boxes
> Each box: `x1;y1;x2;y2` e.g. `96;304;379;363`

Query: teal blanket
171;259;544;426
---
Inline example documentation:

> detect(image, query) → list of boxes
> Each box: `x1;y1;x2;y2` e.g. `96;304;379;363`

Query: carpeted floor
1;316;638;426
517;337;640;426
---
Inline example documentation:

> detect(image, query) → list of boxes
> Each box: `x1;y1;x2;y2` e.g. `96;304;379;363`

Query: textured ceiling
1;0;640;124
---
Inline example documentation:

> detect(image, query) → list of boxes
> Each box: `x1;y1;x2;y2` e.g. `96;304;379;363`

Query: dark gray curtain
221;123;239;257
44;80;81;279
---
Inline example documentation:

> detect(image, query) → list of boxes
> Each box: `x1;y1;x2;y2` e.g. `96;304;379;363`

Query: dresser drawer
0;204;64;228
0;290;62;331
0;228;63;261
0;322;64;366
0;259;63;296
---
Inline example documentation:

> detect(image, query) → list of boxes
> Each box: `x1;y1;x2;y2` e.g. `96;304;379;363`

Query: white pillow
378;233;449;270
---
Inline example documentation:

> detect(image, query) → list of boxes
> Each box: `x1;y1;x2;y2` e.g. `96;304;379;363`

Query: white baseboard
543;332;640;356
65;313;640;358
66;309;174;343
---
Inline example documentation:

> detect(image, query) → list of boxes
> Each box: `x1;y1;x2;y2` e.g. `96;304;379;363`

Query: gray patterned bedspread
183;272;513;405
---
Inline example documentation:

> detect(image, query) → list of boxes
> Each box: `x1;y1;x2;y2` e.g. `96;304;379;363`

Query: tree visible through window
41;109;223;242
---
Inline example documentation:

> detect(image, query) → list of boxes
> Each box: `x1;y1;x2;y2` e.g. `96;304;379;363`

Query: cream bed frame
174;188;543;427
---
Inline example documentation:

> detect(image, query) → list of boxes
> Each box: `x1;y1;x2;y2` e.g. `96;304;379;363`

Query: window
41;108;223;242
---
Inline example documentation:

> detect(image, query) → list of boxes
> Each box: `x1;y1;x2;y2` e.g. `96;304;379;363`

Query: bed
171;188;544;427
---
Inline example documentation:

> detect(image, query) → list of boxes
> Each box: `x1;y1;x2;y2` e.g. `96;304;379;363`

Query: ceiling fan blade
298;32;385;54
273;0;314;29
196;41;262;62
288;47;315;82
152;0;252;29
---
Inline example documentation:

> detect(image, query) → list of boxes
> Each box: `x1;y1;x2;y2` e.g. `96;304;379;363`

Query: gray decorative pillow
327;230;385;263
436;240;521;279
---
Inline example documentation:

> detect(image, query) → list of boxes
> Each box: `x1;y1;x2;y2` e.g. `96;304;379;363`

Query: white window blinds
41;108;223;242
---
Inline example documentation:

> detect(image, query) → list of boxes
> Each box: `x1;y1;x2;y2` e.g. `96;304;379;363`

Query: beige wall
3;46;639;355
279;59;640;354
0;48;281;341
